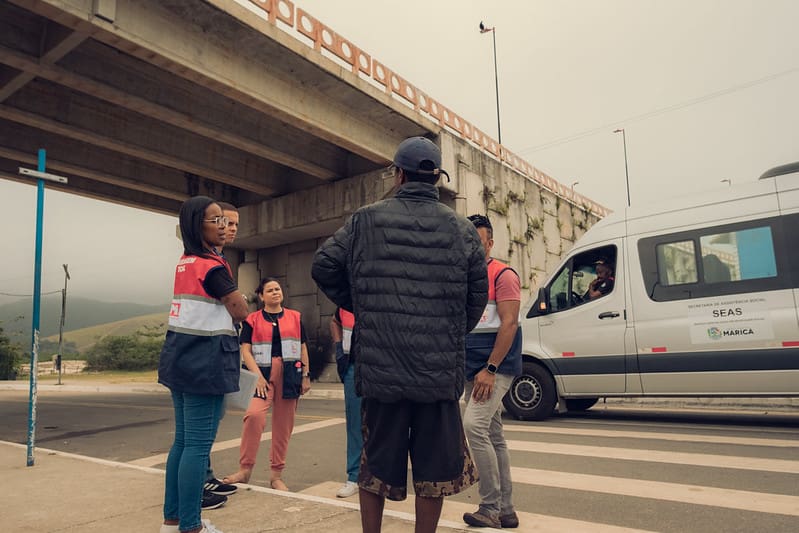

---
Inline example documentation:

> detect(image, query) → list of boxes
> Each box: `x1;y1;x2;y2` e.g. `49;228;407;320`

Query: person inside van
586;260;615;300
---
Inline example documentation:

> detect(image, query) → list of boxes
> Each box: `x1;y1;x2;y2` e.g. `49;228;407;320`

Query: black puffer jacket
312;182;488;402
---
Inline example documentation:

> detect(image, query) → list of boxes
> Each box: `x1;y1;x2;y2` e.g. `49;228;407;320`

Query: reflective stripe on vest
339;309;355;354
472;258;514;334
167;255;236;337
249;308;302;366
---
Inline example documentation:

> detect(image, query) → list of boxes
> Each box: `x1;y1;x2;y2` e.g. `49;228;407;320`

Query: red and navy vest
465;258;523;379
339;309;355;355
473;258;514;334
248;308;303;366
158;254;240;395
247;308;304;399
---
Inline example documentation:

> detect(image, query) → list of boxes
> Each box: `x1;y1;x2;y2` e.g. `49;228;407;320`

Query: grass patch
34;369;158;384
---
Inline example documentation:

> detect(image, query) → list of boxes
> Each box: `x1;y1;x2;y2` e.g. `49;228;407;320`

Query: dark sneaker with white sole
204;478;238;496
201;490;227;510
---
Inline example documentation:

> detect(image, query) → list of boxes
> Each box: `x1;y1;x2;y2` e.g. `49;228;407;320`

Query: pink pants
238;358;298;474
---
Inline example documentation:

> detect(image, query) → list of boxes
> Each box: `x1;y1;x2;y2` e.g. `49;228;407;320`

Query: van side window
699;227;777;282
548;264;572;312
656;241;698;285
639;217;787;301
537;244;617;315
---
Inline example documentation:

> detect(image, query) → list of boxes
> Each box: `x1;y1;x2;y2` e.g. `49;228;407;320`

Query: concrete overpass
1;0;608;376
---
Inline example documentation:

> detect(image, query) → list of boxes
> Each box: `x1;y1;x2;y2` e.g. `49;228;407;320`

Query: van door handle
598;311;620;319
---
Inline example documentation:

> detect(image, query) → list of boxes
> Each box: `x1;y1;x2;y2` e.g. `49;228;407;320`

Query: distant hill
0;295;168;345
42;312;168;353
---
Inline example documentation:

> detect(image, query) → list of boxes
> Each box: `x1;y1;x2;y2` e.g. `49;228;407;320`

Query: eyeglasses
203;215;229;228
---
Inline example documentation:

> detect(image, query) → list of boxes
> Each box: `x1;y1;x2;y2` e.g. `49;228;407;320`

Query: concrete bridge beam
0;44;344;181
10;0;418;163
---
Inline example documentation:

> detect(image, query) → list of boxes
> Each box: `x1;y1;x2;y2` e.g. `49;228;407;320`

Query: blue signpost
20;149;68;466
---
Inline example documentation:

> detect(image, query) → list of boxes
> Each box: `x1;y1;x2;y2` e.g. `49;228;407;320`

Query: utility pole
613;129;631;207
56;264;70;386
18;150;68;467
479;21;502;147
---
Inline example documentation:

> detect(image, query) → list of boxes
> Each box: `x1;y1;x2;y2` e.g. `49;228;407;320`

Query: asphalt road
1;388;797;532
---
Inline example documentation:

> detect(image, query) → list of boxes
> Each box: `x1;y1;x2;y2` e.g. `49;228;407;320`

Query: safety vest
160;253;239;395
167;254;236;337
339;309;355;354
248;308;303;366
472;258;515;334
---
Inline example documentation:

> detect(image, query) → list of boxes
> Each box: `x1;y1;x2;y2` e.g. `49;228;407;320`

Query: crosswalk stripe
506;440;799;474
567;416;799;436
127;417;345;467
503;423;799;448
511;467;799;516
300;481;656;533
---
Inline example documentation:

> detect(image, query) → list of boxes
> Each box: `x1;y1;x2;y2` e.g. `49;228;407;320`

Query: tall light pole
571;181;579;194
479;21;502;146
613;128;631;207
56;264;70;386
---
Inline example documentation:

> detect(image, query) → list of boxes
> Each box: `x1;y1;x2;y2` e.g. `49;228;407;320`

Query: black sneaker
204;477;238;496
201;490;227;510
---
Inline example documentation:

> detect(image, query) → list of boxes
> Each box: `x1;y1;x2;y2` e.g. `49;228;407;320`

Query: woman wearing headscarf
159;196;249;533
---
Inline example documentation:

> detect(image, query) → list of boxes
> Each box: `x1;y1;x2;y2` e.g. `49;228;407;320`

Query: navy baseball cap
393;137;450;181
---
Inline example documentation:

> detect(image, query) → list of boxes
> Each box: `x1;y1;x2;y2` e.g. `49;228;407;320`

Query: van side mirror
526;287;550;318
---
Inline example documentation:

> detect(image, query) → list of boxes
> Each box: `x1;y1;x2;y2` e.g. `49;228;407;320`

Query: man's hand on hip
471;369;497;403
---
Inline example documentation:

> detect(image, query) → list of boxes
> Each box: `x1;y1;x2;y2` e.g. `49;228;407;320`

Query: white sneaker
200;518;224;533
336;480;359;498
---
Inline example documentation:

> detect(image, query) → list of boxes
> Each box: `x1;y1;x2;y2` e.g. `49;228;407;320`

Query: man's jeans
463;373;515;518
164;391;224;531
343;362;363;482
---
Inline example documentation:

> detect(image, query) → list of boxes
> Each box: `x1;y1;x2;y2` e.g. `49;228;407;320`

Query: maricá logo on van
707;326;755;340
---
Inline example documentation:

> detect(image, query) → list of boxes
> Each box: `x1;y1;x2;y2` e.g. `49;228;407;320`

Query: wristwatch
486;362;498;375
302;372;310;378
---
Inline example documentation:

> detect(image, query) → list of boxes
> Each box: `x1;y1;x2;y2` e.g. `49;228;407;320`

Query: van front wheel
502;361;557;420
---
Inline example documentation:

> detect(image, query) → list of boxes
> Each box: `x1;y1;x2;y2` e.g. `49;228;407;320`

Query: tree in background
38;339;80;360
85;324;165;371
0;325;23;380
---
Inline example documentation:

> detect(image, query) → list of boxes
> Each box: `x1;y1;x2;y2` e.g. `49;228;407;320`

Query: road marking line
503;423;799;448
127;417;345;467
507;440;799;474
511;467;799;516
300;480;655;533
567;417;799;435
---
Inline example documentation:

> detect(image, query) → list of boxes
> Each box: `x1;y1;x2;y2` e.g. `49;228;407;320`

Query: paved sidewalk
0;379;346;400
2;441;475;533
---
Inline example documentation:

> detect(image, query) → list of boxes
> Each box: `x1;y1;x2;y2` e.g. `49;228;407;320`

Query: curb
0;380;345;400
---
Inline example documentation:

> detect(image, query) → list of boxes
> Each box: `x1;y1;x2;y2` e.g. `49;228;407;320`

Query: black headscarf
179;196;217;257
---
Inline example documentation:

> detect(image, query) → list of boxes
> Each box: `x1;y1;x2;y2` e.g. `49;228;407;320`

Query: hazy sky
3;0;798;305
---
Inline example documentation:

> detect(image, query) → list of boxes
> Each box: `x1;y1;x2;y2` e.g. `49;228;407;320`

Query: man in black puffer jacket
312;136;488;533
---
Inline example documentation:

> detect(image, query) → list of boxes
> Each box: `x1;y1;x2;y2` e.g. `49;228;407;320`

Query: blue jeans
343;362;363;482
164;391;224;531
205;401;226;482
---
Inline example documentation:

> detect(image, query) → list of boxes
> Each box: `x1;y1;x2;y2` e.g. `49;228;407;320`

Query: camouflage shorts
357;398;478;501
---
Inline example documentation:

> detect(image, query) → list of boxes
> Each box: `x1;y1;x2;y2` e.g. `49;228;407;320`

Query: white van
503;162;799;420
